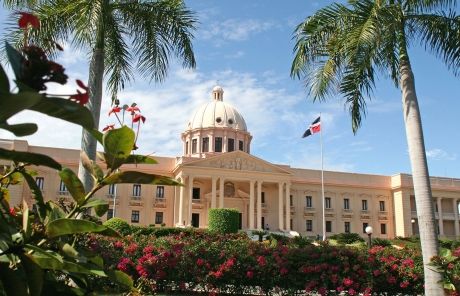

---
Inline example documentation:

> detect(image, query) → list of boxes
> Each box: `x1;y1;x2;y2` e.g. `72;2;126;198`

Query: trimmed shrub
330;232;365;244
208;208;239;233
103;217;131;236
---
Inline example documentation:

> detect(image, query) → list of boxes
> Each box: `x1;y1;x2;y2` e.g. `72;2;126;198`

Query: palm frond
403;0;456;14
408;11;460;76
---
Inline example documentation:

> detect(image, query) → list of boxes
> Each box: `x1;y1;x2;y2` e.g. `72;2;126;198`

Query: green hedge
208;208;239;233
330;232;365;244
103;217;131;236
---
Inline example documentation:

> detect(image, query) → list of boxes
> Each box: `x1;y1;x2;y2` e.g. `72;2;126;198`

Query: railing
57;190;69;196
131;196;142;200
192;199;202;204
155;198;166;204
304;206;315;211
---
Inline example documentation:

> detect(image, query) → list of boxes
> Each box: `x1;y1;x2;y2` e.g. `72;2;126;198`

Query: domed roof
187;86;247;131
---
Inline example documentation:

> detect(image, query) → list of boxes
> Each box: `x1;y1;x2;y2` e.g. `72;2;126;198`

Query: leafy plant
103;218;132;236
330;232;365;245
0;14;181;295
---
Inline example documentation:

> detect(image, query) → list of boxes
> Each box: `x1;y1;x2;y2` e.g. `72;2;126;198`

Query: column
187;176;194;226
454;198;459;237
249;180;255;229
285;182;291;231
278;182;284;230
178;176;185;225
211;177;217;209
437;197;444;236
257;181;262;230
219;177;224;208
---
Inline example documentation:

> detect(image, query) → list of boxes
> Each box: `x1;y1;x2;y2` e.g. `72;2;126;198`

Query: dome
187;86;247;131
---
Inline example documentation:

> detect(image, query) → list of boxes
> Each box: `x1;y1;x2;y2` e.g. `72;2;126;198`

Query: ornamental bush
208;208;239;233
104;218;131;236
330;232;365;244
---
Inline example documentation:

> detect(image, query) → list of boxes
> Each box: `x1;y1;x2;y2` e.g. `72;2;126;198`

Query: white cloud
200;19;277;43
426;148;457;161
224;51;245;59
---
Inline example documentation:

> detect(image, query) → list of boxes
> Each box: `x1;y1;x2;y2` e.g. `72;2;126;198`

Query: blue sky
0;0;459;178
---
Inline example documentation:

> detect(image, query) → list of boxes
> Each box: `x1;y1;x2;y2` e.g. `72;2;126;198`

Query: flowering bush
78;229;429;295
431;247;460;295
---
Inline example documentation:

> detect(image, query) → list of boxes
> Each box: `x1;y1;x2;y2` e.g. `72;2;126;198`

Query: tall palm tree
291;0;459;294
3;0;196;191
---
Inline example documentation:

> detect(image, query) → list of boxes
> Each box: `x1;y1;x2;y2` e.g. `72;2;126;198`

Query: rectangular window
290;195;293;206
239;140;244;151
362;200;368;211
155;212;164;224
192;187;200;199
344;222;351;233
108;184;116;196
228;138;235;152
379;201;385;212
133;184;141;197
344;198;350;210
306;196;312;208
261;217;265;229
363;222;369;233
202;137;209;152
192;139;197;154
326;221;332;232
381;223;387;235
131;210;140;223
215;137;222;152
290;219;293;230
306;220;313;231
59;180;67;193
185;141;189;155
156;186;164;198
107;209;114;220
325;197;331;209
261;192;265;204
36;177;44;190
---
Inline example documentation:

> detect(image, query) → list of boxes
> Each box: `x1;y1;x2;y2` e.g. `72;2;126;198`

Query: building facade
2;86;460;238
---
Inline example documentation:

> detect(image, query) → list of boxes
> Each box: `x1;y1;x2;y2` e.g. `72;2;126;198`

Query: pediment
182;151;291;175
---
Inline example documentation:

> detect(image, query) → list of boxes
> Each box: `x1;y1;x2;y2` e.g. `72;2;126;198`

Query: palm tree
3;0;196;191
291;0;459;294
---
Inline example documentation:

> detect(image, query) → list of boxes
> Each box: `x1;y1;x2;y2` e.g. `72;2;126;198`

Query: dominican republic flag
302;116;321;138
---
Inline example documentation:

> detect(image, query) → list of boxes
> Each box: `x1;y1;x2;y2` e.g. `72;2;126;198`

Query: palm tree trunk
78;47;104;192
400;60;443;295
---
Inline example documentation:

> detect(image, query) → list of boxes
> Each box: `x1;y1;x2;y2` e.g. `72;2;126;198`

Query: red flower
109;106;121;116
102;124;115;132
246;270;254;279
387;276;397;284
348;288;356;295
257;255;266;267
453;247;460;257
400;281;410;288
132;114;146;123
9;207;16;216
113;240;124;249
373;269;381;276
70;80;89;105
280;267;288;275
127;106;140;113
196;258;205;266
18;12;40;29
343;278;353;287
124;243;138;255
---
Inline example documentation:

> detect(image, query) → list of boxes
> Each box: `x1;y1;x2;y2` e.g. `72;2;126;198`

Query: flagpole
320;113;326;241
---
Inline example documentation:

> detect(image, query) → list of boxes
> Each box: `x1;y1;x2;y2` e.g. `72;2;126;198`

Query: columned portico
454;198;460;237
211;177;217;209
257;181;262;230
178;175;186;226
437;197;444;236
285;182;291;231
219;177;224;208
249;180;255;229
187;175;194;226
278;182;284;230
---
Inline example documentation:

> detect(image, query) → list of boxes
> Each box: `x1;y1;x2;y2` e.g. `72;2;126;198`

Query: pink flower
257;255;266;266
109;106;121;116
9;207;16;216
102;124;115;131
127;106;140;113
113;240;123;249
143;246;154;254
132;113;146;123
280;267;288;275
448;263;455;269
343;277;353;287
391;264;399;270
373;269;381;276
453;247;460;257
196;258;205;266
318;287;327;295
246;270;254;279
125;243;138;255
348;288;356;295
387;276;397;284
400;281;410;288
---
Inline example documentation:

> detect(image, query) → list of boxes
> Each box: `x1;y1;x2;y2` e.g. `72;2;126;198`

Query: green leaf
21;171;48;221
29;96;95;129
0;63;10;92
0;147;62;170
124;154;158;165
101;171;182;186
103;126;135;161
81;199;109;217
46;218;119;238
62;261;106;276
5;42;23;81
59;243;79;259
0;122;38;136
25;245;64;269
80;152;104;181
19;253;44;296
22;202;31;239
106;270;133;288
0;92;42;122
45;201;66;222
59;168;86;206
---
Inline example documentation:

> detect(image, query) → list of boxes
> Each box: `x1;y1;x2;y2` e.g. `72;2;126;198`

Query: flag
302;116;321;138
